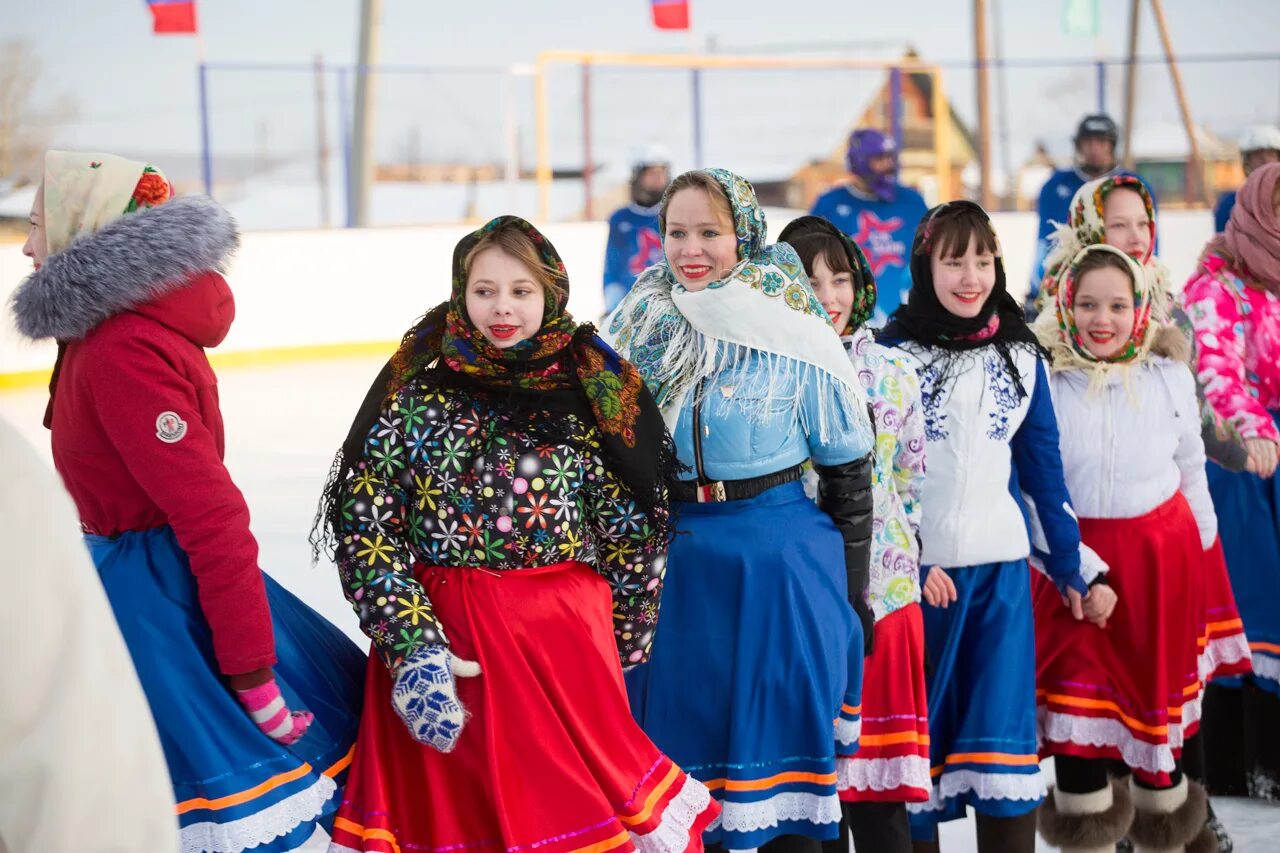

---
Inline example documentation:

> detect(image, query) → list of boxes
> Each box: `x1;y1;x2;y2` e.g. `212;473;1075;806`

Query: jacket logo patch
155;411;188;443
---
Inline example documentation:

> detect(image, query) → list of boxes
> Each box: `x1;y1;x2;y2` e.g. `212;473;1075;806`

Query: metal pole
992;0;1014;206
198;61;213;196
314;54;332;227
1096;60;1106;114
691;68;704;168
338;68;355;228
974;0;993;209
1122;0;1141;169
1149;0;1210;206
503;68;521;211
582;61;594;220
351;0;382;227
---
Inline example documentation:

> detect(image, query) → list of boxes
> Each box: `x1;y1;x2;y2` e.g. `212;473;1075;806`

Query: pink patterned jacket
1182;252;1280;443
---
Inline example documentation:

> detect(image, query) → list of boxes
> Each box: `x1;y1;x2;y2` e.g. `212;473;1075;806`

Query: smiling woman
462;224;559;348
1028;241;1231;853
313;215;718;853
878;201;1095;848
607;168;876;852
660;171;738;292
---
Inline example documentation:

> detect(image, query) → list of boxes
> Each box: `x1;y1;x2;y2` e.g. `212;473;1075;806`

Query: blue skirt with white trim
87;526;365;852
625;480;861;849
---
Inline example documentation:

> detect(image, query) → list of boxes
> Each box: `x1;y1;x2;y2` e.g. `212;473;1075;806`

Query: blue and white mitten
391;645;482;753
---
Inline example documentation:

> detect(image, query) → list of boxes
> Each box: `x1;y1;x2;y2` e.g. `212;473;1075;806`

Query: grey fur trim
1129;779;1208;850
1186;822;1221;853
10;195;239;341
1038;780;1135;849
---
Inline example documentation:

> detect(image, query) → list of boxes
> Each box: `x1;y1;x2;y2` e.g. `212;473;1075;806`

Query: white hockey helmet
1240;125;1280;154
631;144;673;172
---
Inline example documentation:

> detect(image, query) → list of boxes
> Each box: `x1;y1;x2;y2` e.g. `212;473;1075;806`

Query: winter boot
1127;778;1209;853
1038;778;1134;853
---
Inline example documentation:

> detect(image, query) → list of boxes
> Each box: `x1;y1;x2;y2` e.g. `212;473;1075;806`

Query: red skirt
837;603;931;803
1197;538;1252;683
1033;494;1203;787
329;560;719;853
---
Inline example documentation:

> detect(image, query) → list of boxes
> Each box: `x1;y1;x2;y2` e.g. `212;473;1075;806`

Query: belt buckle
696;481;727;503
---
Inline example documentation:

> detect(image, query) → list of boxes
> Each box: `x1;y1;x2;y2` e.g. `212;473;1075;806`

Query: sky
7;1;1280;191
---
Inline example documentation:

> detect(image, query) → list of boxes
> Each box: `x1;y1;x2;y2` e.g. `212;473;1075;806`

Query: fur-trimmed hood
11;195;239;343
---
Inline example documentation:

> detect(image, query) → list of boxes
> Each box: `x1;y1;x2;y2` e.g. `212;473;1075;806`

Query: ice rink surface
3;355;1276;851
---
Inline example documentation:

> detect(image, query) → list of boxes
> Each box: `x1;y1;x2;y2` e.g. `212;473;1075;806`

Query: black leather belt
672;464;804;503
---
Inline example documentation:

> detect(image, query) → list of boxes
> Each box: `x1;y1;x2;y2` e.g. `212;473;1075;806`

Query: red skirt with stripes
838;603;931;803
1033;494;1204;787
329;560;718;853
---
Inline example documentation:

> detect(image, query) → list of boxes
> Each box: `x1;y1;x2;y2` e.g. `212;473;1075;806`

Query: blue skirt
1207;453;1280;696
625;480;860;849
907;560;1044;840
87;526;366;853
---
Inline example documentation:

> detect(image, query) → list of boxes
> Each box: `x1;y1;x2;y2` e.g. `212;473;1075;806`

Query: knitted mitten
391;645;481;753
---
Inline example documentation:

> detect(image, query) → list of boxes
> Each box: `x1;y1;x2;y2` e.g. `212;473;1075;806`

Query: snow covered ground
3;356;1277;852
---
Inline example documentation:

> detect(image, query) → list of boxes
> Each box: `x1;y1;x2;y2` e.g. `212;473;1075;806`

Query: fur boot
1039;779;1134;853
1127;778;1209;853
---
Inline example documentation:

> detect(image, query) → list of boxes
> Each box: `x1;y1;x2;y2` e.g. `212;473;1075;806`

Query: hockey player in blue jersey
1214;125;1280;233
1027;114;1153;316
602;146;671;314
810;128;928;326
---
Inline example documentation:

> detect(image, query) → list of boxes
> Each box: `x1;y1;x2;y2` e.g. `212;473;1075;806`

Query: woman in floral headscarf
315;216;718;853
1037;174;1248;472
608;169;876;853
1032;243;1222;853
11;151;365;852
1034;173;1251;852
1184;162;1280;804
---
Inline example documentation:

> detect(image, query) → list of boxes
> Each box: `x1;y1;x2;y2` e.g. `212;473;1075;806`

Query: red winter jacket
15;196;275;675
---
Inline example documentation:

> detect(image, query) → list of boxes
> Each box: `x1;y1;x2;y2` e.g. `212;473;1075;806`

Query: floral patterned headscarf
318;216;676;558
777;214;878;335
607;169;873;448
1039;175;1161;312
1041;243;1154;369
43;151;173;255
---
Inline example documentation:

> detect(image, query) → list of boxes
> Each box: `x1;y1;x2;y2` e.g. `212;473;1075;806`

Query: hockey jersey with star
810;185;928;327
603;203;665;314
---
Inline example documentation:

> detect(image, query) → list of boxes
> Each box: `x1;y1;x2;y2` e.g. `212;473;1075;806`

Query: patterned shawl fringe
611;269;868;445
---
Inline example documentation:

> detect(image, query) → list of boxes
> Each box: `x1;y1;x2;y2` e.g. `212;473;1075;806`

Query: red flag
147;0;198;35
650;0;690;30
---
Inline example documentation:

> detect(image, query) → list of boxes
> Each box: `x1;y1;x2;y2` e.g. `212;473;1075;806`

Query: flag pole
687;5;703;168
195;24;213;196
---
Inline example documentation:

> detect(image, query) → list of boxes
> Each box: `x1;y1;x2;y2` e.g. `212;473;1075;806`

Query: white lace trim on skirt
181;772;335;853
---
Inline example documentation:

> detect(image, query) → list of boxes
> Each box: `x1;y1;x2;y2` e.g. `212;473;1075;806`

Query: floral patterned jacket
846;329;926;620
336;380;670;672
1183;252;1280;444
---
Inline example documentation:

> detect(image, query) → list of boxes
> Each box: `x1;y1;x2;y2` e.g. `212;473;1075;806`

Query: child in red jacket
13;151;364;853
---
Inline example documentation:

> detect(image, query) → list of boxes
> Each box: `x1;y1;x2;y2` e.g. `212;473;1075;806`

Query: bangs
920;207;1000;259
464;225;565;295
788;232;855;279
